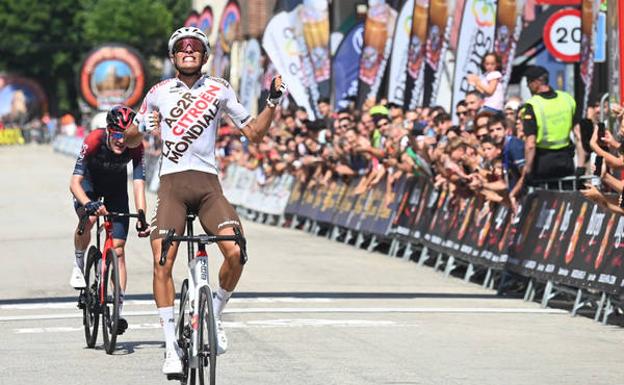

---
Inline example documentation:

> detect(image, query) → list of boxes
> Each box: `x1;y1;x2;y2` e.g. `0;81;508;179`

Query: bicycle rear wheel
102;248;120;354
197;286;217;385
83;246;101;348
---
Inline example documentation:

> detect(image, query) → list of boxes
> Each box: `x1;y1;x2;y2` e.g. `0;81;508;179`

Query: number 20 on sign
544;8;581;62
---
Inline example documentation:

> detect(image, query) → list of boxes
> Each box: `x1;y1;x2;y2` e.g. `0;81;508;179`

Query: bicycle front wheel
83;246;101;348
197;286;217;385
178;279;193;384
102;248;120;354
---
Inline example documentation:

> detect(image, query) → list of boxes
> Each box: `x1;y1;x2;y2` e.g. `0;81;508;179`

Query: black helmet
106;105;136;131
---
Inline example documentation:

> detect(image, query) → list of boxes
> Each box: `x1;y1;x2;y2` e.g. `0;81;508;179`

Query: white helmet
90;112;108;131
168;27;211;56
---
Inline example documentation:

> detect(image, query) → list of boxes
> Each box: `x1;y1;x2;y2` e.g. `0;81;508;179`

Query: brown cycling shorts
150;170;242;240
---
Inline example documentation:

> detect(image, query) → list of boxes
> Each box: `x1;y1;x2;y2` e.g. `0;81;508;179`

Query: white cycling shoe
70;266;86;289
162;342;184;375
216;319;228;355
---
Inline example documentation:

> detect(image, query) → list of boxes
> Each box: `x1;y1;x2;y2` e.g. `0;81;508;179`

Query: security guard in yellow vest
513;66;585;195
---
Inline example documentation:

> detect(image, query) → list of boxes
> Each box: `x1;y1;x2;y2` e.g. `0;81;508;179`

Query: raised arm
241;76;287;144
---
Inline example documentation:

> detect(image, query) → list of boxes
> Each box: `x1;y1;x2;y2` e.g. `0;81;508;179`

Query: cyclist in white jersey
123;26;286;375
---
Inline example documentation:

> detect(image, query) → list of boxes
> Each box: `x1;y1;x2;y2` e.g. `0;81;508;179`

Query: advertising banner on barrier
508;191;624;295
228;165;624;294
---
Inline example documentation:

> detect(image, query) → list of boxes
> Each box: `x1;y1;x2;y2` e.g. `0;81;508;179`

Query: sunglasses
108;130;124;140
174;38;204;53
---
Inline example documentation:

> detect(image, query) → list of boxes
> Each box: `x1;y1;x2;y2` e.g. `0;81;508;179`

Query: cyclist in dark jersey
69;105;150;334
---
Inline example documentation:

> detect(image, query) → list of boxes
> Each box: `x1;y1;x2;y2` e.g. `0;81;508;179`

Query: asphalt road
1;144;623;385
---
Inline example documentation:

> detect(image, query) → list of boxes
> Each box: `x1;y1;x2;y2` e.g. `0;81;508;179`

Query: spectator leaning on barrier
513;65;585;196
581;103;624;214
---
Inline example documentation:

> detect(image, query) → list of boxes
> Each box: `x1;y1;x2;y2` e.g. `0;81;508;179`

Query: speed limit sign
544;8;581;62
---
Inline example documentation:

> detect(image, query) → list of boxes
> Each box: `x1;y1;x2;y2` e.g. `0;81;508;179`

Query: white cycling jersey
134;75;252;177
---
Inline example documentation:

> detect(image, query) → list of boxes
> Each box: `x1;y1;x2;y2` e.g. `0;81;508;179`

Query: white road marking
0;306;567;322
14;319;400;334
0;297;332;311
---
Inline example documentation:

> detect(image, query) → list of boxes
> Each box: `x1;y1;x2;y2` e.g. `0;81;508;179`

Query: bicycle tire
178;279;193;384
83;246;101;348
197;286;217;385
102;248;120;354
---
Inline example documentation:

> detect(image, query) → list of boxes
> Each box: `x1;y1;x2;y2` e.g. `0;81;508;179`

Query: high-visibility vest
525;91;576;150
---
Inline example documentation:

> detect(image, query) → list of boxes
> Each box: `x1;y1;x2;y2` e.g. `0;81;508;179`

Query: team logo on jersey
162;87;221;164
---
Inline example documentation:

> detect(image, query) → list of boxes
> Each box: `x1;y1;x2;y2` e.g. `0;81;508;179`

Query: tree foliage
0;0;192;115
81;0;172;58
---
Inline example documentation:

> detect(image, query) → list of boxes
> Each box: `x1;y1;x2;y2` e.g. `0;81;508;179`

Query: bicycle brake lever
159;229;176;266
234;227;248;265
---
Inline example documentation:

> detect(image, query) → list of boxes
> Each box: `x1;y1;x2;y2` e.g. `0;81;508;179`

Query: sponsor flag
240;39;262;116
580;0;599;114
332;23;364;111
494;0;525;93
356;0;398;108
262;11;316;117
387;0;415;108
403;0;430;109
423;0;453;107
262;1;330;119
451;0;498;112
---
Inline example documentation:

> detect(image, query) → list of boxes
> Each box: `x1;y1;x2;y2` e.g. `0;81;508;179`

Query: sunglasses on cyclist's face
108;130;124;141
174;38;204;54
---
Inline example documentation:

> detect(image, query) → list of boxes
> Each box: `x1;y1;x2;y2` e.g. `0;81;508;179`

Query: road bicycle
77;209;146;354
160;213;247;384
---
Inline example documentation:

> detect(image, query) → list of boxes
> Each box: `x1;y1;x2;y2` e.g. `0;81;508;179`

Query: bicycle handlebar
159;227;247;266
77;209;146;236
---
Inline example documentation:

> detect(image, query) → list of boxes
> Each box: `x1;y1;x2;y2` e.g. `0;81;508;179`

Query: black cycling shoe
117;318;128;335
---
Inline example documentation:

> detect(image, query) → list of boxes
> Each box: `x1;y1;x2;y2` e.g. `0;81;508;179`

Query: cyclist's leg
149;172;188;369
103;189;130;294
73;178;99;258
71;179;98;287
198;174;245;315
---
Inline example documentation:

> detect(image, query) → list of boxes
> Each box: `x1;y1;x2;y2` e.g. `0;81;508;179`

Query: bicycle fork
187;249;213;369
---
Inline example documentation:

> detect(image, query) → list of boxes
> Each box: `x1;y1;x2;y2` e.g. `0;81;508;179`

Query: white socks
74;249;85;270
213;287;232;318
119;290;124;316
159;306;176;351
